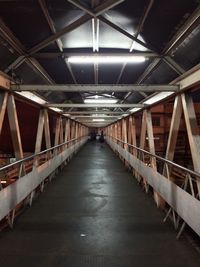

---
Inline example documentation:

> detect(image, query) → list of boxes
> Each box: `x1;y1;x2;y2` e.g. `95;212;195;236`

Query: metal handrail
107;135;200;178
0;136;87;172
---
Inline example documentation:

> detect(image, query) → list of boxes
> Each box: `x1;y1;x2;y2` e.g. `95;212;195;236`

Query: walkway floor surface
0;142;199;267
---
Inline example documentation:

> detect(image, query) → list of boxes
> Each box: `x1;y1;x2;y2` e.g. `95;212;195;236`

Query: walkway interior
0;142;199;267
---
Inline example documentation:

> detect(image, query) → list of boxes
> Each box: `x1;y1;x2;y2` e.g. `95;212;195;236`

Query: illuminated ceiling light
143;92;174;105
67;56;146;64
16;91;46;105
49;107;62;112
92;119;105;122
130;107;142;113
92;113;106;117
84;99;118;104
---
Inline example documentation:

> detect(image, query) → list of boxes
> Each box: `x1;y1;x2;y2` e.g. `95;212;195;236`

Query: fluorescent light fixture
49;107;62;113
84;99;118;104
92;119;105;122
130;107;142;113
67;56;146;64
143;92;174;105
92;114;106;117
16;91;46;105
92;19;99;52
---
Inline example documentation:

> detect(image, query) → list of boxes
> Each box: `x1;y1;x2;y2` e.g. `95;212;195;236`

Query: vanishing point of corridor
0;142;199;267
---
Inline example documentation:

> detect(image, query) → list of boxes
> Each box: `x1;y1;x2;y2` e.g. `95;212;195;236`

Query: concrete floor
0;142;199;267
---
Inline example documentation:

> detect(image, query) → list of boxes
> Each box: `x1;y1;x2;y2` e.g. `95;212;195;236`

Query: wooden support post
71;121;74;141
0;73;10;90
59;118;64;151
64;119;70;144
44;109;51;158
139;111;147;150
128;115;137;177
0;92;8;134
137;111;147;184
146;110;165;208
75;122;78;140
122;118;128;167
7;94;25;176
128;115;137;156
138;110;164;207
165;95;183;162
54;116;61;154
114;122;118;153
181;93;200;195
0;92;8;188
34;109;45;166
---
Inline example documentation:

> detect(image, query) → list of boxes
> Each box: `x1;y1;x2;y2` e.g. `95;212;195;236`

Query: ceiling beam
11;84;179;92
178;65;200;90
38;0;81;97
38;0;63;52
28;14;91;55
47;103;145;108
117;0;154;85
164;5;200;55
68;0;153;52
83;124;112;127
29;0;124;55
139;5;200;84
0;18;24;55
94;0;125;16
98;15;154;52
64;111;126;115
4;56;26;74
69;0;183;78
163;56;185;75
27;57;55;84
130;0;154;52
121;4;200;103
0;18;54;84
68;0;125;17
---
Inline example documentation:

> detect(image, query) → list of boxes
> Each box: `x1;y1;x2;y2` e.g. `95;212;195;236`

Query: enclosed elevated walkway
0;142;199;267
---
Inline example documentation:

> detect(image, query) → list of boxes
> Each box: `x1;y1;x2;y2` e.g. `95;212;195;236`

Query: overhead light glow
130;107;142;113
92;114;106;117
130;35;147;52
16;91;46;105
143;92;174;105
84;99;118;104
49;107;62;113
92;119;105;122
67;56;146;64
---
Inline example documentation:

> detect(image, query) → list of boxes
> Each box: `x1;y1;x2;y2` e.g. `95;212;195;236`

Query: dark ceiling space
0;0;199;113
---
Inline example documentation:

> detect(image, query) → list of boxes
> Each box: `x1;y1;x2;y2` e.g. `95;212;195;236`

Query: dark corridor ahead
0;142;199;267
